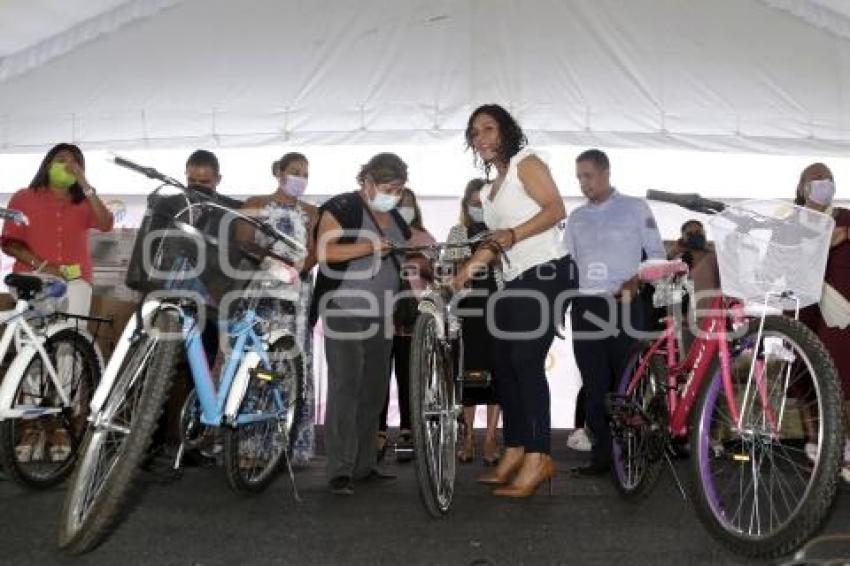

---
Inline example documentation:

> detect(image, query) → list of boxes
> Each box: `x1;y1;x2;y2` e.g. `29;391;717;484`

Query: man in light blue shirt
565;149;664;475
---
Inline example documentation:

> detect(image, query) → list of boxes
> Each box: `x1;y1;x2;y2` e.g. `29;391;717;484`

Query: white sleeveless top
481;148;567;280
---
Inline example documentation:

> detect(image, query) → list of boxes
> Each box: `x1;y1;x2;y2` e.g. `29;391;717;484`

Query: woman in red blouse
0;143;113;463
1;143;113;315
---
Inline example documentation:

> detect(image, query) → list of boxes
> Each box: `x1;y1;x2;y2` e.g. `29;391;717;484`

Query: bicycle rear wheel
410;312;457;517
690;315;843;558
0;328;100;488
58;309;180;554
610;347;666;500
223;335;303;494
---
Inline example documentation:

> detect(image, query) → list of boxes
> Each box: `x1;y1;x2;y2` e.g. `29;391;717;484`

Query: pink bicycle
609;191;845;558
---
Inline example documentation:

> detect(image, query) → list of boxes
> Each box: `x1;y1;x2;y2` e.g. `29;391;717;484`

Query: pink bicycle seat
638;259;689;283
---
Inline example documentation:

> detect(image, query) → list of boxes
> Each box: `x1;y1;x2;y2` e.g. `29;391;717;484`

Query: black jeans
492;256;576;454
570;296;645;466
379;334;412;432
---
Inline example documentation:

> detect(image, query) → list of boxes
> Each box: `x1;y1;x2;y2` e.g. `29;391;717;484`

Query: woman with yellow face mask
1;143;114;316
0;143;113;464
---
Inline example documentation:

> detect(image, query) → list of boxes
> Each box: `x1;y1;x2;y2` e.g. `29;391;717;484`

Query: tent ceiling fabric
0;0;849;155
0;0;131;57
759;0;850;40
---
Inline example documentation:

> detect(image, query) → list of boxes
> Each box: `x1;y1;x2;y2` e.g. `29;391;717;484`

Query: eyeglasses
375;181;405;194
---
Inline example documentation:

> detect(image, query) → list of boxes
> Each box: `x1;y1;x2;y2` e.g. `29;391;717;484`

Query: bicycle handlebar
648;189;824;241
112;154;304;256
646;189;726;215
0;207;28;225
111;154;186;189
390;230;512;269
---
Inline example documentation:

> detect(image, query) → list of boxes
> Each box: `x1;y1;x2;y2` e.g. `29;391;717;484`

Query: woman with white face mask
313;152;415;494
377;187;435;462
794;162;850;483
240;151;318;467
445;178;504;466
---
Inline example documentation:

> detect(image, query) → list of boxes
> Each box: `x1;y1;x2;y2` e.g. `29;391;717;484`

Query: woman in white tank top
452;104;576;498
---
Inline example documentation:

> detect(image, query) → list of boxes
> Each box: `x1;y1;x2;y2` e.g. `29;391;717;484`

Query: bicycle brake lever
500;247;511;269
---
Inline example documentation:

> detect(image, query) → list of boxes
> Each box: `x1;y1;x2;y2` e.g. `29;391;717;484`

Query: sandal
457;433;475;463
16;426;46;463
482;435;500;466
47;428;72;463
396;430;414;463
376;431;388;463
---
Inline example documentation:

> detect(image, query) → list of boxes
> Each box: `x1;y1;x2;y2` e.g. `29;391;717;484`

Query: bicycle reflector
251;368;279;382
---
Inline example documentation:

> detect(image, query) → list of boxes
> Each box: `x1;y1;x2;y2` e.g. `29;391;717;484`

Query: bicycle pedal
250;368;282;382
461;370;491;384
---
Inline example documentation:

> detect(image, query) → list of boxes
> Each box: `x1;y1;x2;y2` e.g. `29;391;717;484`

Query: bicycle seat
4;273;44;296
638;259;689;283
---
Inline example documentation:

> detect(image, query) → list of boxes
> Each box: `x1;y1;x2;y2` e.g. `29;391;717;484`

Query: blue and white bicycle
58;159;306;554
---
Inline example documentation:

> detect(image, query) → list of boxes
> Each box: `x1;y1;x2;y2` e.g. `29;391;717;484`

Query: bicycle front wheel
690;315;844;558
58;309;180;554
410;312;457;518
223;335;303;494
0;328;101;488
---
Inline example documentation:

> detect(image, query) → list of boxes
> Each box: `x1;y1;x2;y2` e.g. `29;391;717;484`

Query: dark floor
1;429;848;566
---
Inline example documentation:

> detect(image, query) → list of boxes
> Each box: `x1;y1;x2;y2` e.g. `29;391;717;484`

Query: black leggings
379;334;412;432
492;256;576;454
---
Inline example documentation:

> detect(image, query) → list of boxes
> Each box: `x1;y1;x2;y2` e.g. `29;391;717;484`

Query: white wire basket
710;200;834;309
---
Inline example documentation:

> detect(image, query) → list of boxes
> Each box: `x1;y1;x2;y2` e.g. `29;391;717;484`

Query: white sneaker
804;442;818;463
567;428;593;452
841;464;850;484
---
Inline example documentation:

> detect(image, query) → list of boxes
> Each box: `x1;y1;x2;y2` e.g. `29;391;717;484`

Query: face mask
468;205;484;223
368;190;400;213
281;175;308;198
48;162;76;189
808;179;835;206
398;206;415;224
685;233;706;251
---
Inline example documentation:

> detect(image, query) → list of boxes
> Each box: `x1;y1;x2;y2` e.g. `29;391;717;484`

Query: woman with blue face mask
239;152;317;467
445;178;504;466
312;152;412;495
794;162;850;484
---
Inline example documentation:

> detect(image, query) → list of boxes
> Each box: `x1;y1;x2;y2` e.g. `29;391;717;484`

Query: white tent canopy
2;0;850;201
3;0;850;428
1;0;849;154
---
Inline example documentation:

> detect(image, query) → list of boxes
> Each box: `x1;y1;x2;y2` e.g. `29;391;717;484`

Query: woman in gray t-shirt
314;152;410;495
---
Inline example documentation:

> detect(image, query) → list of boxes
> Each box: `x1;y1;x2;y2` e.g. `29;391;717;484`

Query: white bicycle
0;207;106;488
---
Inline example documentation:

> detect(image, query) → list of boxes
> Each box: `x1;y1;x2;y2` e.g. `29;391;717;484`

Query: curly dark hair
464;104;527;179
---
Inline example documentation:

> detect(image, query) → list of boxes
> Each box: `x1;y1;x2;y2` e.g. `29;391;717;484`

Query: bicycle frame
180;307;282;428
0;299;106;419
89;298;285;430
625;293;756;438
